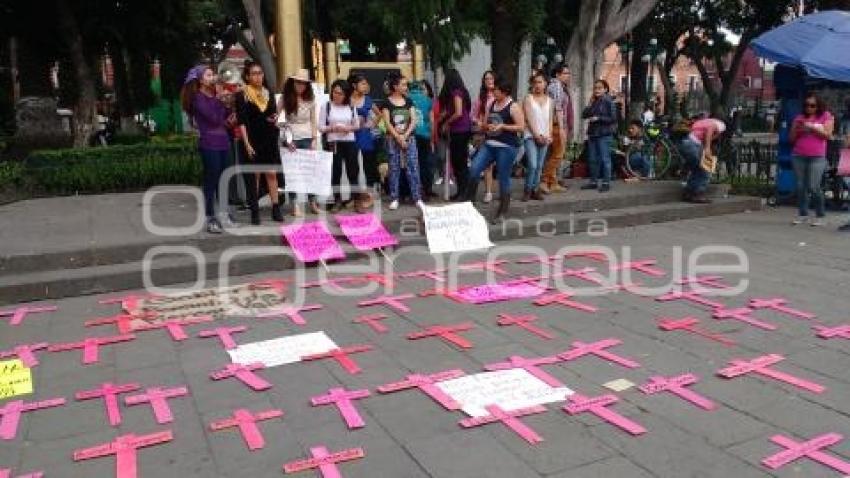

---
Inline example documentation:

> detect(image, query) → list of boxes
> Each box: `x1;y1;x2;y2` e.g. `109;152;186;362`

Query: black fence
715;139;778;196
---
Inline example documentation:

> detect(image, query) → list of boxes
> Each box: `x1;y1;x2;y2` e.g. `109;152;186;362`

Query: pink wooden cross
638;374;715;410
84;314;139;334
352;314;392;334
533;292;597;313
197;325;247;350
301;279;347;290
358;294;416;313
407;323;475;349
460;404;547;445
256;304;323;326
98;294;153;306
0;468;43;478
311;387;371;429
563;393;647;435
675;275;730;289
209;408;284;451
0;306;56;326
657;317;735;346
496;313;555;340
558;339;641;369
348;273;394;287
302;345;374;374
283;445;365;477
761;432;850;475
0;398;66;440
484;355;563;387
814;324;850;340
656;290;724;309
515;254;560;265
76;382;141;427
560;267;605;285
48;334;136;365
712;308;777;331
457;260;510;275
611;259;665;277
124;386;189;424
133;315;214;341
748;297;816;320
377;369;466;410
564;251;609;262
717;354;826;394
0;342;49;368
73;430;173;478
400;269;447;283
210;362;272;391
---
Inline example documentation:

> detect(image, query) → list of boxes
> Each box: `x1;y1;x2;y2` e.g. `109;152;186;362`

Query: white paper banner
281;149;334;197
422;202;493;254
228;331;338;368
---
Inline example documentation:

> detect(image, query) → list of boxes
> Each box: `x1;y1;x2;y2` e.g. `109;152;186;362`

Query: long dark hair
438;68;471;113
477;70;495;119
803;92;828;117
180;65;212;116
330;79;352;105
386;71;405;94
242;59;263;85
282;77;315;116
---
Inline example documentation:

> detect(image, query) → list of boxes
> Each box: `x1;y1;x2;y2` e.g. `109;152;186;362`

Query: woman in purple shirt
181;65;234;233
437;69;473;201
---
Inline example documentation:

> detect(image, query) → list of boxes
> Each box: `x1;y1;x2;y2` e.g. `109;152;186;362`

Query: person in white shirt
279;69;319;216
318;79;360;212
522;70;554;201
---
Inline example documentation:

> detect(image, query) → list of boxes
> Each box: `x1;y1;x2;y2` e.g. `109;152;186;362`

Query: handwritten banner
0;359;33;399
335;213;398;251
281;221;346;263
228;332;338;368
435;369;573;417
422;203;493;254
447;282;548;305
281;149;333;197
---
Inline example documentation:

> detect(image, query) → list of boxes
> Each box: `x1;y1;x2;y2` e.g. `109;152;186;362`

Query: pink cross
209;408;284;451
563;393;647;435
675;275;730;289
564;251;609;262
310;387;371;429
657;317;735;346
656;290;724;309
352;314;392;333
197;326;247;350
400;269;447;283
560;267;605;285
84;314;137;334
358;294;416;313
301;279;347;290
496;313;555;340
302;345;374;374
611;259;665;277
348;273;394;287
98;294;153;305
210;362;272;391
712;308;777;331
460;404;547;445
748;297;815;320
73;430;173;478
0;468;43;478
484;355;563;387
124;386;189;424
0;342;49;368
256;304;323;326
534;292;597;313
133;315;214;341
48;334;136;365
457;260;510;275
0;398;66;440
638;374;716;410
761;432;850;474
76;382;142;427
407;323;475;349
717;354;826;394
283;445;365;477
558;339;641;369
814;324;850;340
0;306;56;326
377;369;466;410
515;254;560;265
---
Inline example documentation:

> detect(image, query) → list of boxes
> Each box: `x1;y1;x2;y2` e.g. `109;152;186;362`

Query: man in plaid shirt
541;63;573;193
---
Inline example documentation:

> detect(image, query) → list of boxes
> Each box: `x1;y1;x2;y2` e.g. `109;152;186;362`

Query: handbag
838;148;850;176
700;150;718;173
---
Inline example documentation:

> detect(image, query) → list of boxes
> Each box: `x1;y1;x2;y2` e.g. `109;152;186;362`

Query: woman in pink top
790;93;833;225
676;116;725;203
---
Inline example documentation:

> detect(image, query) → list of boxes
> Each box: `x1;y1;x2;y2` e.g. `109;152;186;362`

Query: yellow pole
412;43;426;81
275;0;304;89
323;41;338;89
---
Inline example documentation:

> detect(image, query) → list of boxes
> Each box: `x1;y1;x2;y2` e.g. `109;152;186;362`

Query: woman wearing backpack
319;79;360;212
381;72;425;211
349;74;382;210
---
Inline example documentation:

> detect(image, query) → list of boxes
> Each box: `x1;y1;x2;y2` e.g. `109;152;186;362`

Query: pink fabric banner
447;282;547;305
335;213;398;251
280;221;346;263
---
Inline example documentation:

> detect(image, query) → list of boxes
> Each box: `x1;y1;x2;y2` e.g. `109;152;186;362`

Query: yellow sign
0;359;33;399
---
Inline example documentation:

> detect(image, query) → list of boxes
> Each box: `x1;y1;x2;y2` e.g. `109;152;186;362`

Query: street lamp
642;37;662;106
616;35;633;120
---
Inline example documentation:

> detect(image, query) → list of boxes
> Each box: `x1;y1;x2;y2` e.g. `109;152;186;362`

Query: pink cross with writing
124;386;189;424
457;260;510;275
712;308;777;331
534;292;597;313
358;294;416;313
377;369;466;410
133;315;214;341
210;362;272;391
283;445;365;477
560;267;605;285
76;382;141;427
611;259;665;277
0;468;43;478
311;387;371;429
657;317;735;346
496;313;555;340
675;275;730;289
407;323;475;349
761;432;850;475
656;290;724;309
558;339;641;369
0;306;56;326
0;342;49;368
484;355;563;387
460;404;547;444
638;374;715;410
209;408;284;451
302;345;374;374
352;314;392;333
748;297;815;320
564;393;647;435
73;430;173;478
197;326;247;350
814;324;850;340
717;354;826;394
48;334;135;365
256;304;323;326
0;398;66;440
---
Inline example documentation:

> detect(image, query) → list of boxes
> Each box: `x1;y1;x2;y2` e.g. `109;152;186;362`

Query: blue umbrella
752;10;850;82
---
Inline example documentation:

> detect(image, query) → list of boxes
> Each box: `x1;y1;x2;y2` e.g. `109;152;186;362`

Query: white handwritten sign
422;202;493;254
281;148;333;197
435;368;573;417
228;332;338;368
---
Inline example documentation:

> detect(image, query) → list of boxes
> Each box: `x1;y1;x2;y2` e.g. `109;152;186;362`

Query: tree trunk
56;0;97;148
242;0;278;90
565;0;602;141
490;0;518;94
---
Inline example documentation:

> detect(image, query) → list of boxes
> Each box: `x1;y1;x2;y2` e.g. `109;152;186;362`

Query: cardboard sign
422;203;493;254
435;368;573;417
335;213;398;251
0;360;32;399
228;332;338;368
447;282;547;305
281;221;346;263
281;149;333;197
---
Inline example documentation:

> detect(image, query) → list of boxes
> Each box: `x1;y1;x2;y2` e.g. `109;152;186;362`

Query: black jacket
582;94;617;138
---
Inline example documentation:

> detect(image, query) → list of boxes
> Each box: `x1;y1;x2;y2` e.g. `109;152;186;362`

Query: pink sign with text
447;281;548;305
280;221;346;263
335;213;398;251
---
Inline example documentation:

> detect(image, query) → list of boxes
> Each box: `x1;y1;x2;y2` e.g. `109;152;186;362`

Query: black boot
491;194;511;224
271;204;284;222
463;180;479;203
250;207;261;225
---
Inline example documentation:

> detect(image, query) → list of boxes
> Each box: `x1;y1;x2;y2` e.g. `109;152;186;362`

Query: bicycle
623;121;684;179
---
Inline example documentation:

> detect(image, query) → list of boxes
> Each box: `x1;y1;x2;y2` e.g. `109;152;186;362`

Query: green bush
0;161;24;187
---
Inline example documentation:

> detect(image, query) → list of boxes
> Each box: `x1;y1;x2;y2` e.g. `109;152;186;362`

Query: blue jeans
387;137;422;201
678;138;709;195
629;152;650;177
587;135;613;184
523;138;549;192
200;148;229;218
469;142;518;194
792;155;826;217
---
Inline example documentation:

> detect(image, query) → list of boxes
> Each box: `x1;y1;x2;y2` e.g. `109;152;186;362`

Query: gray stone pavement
1;208;849;477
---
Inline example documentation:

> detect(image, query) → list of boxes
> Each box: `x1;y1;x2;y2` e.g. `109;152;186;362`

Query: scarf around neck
244;84;270;112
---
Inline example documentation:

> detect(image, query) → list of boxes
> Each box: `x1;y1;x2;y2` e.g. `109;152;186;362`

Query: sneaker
550;183;565;193
580;182;598;190
416;200;426;210
539;183;550;194
206;218;223;234
810;217;826;227
389;200;399;210
792;216;809;225
599;183;610;193
217;212;238;229
435;176;444;185
483;192;493;203
292;204;304;217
